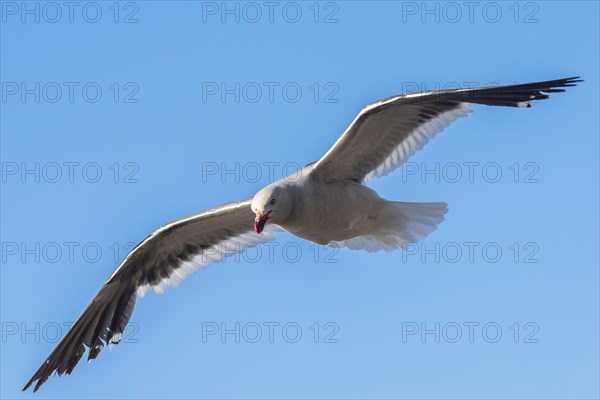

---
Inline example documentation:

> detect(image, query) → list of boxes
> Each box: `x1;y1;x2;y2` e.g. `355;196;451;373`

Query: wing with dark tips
23;198;278;392
312;77;581;183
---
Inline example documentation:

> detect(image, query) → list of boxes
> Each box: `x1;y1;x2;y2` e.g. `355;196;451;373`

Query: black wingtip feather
23;281;138;392
451;76;582;107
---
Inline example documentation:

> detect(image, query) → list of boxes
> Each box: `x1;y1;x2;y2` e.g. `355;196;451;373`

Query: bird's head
251;184;292;234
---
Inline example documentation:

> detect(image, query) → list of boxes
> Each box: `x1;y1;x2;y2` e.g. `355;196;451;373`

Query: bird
23;76;581;392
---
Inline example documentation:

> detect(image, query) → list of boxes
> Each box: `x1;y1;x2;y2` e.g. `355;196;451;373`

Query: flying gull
23;77;581;392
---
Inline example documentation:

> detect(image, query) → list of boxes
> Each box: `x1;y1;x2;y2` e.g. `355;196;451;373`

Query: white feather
332;202;448;252
144;226;278;296
363;104;472;183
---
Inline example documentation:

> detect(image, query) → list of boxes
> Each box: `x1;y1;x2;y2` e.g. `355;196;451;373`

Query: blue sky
1;1;598;399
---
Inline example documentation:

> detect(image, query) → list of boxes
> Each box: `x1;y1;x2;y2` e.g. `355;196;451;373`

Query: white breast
282;180;383;244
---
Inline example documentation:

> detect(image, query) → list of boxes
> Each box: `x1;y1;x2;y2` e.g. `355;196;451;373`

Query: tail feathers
333;202;448;253
389;202;448;242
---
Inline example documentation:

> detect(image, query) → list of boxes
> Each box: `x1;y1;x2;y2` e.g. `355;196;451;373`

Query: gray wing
311;77;581;183
23;198;276;392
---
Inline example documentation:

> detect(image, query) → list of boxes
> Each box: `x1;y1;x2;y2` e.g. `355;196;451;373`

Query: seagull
23;77;580;392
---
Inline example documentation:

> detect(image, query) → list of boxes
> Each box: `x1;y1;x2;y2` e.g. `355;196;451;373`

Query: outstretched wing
311;77;581;183
23;198;276;392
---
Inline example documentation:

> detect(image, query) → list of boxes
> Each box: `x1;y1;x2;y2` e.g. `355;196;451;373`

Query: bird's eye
270;198;276;205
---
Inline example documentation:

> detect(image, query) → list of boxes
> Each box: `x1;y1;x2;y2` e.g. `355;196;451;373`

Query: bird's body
257;173;444;249
267;176;384;244
23;76;581;392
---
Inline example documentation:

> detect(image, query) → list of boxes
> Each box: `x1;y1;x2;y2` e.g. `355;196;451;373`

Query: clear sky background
1;1;598;399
